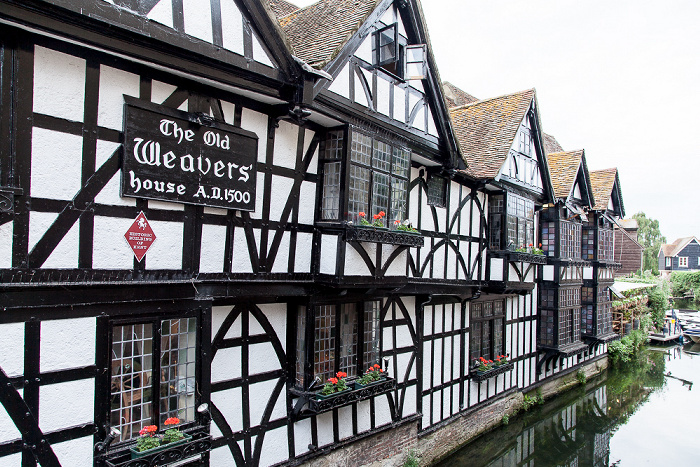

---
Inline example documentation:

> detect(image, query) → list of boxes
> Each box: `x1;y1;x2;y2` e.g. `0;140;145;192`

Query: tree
632;212;666;273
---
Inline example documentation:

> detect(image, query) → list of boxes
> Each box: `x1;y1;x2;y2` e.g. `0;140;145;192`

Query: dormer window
373;23;427;81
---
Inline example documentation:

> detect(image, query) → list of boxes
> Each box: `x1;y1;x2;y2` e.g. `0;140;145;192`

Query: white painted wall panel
376;77;391;117
220;0;244;55
211;387;243;433
95;140;134;207
344;242;373;276
320;234;337;274
0;323;23;377
252;172;265;220
209;446;234;465
393;86;406;123
0;398;21;443
97;65;140;131
374;395;392;427
0;221;11;268
232;226;256;273
584;266;593;280
252;34;274;68
422;343;431;387
39;379;94;432
269;231;290;273
337;405;354;440
427;108;438;137
385;249;407;276
183;0;213;43
240;108;269;165
402;385;416;418
52;436;93;467
432;339;443;386
258;427;288;466
92;216;134;269
31;128;82;201
543;265;554;281
28;212;78;269
328;64;350;99
293;418;312;457
143;220;182;269
431;245;445;280
298;180;316;225
34;46;85;122
273;121;297;170
40;318;95;372
395;351;414;381
249;379;284;428
151;80;177;106
211;347;241;382
421;395;430;428
354;70;369;107
199;224;227;273
248;342;280;375
148;200;184;211
395;324;413;350
269;175;294;222
147;0;173;28
315;411;333;447
294;232;313;273
491;258;504;281
355;35;372;63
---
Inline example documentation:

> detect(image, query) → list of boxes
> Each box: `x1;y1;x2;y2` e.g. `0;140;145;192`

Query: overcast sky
291;0;700;242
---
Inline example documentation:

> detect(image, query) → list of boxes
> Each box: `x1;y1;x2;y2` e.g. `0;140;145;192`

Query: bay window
488;192;535;250
470;299;505;363
539;286;582;348
296;301;381;389
110;317;197;442
320;128;411;229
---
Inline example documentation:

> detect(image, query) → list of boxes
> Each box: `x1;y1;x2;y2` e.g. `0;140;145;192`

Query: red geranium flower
328;377;338;384
336;371;347;378
164;417;180;426
359;212;366;217
373;364;381;369
373;214;380;220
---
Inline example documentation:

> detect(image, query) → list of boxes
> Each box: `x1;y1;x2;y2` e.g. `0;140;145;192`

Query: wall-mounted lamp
94;426;120;453
197;403;211;423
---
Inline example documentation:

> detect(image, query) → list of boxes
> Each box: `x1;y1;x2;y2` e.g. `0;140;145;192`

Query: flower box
353;376;387;390
130;433;191;459
345;225;424;247
304;377;396;413
314;387;352;401
471;362;514;382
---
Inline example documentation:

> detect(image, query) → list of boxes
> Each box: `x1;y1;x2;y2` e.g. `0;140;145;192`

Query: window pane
363;301;381;369
347;165;370;223
390;177;407;225
160;318;197;425
427;176;446;207
470;322;482;363
351;131;372;166
314;305;336;383
378;25;397;64
372;172;390;224
296;307;306;387
323;130;344;160
392;146;410;179
322;161;341;220
111;323;153;441
339;304;358;378
493;318;504;357
373;140;391;173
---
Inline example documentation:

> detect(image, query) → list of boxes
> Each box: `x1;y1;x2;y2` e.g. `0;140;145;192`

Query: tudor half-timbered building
0;1;627;466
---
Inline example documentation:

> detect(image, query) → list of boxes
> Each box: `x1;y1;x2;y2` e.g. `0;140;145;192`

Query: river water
436;341;700;466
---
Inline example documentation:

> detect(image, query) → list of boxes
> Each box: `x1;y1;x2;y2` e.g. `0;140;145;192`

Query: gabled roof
589;168;624;216
278;0;379;69
545;150;595;208
443;82;479;108
268;0;300;18
450;89;535;179
660;237;700;257
543;133;564;154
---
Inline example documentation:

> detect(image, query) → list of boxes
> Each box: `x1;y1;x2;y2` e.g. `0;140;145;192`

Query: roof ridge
450;88;535;111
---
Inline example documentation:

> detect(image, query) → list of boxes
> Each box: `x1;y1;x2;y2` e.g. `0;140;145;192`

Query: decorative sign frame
121;97;258;211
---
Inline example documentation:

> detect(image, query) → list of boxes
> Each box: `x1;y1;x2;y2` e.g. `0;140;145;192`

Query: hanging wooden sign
121;97;258;211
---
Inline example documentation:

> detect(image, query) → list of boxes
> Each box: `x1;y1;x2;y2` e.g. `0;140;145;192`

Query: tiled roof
589;168;618;211
546;151;584;200
543;133;564;154
450;89;535;179
661;237;700;257
443;82;479;108
278;0;379;69
268;0;300;18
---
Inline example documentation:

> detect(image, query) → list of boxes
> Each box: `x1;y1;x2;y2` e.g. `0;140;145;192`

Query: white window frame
679;256;688;267
665;257;671;268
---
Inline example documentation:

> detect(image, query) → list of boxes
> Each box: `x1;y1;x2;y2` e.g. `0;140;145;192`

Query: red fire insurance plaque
124;211;156;262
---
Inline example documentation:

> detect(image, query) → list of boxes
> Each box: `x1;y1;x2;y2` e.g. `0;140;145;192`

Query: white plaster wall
211;347;242;382
337;405;353;440
491;258;504;281
356;399;371;432
421;395;430;428
293;418;312;457
40;317;95;372
97;65;140;131
422;342;431;388
0;396;21;443
95;140;134;207
376;77;391;117
298;180;316;225
248;379;285;427
315;411;333;447
92;216;134;269
31;128;82;201
269;175;294;222
344;242;373;276
374;395;392;427
543;264;554;281
52;435;93;467
393;86;406;123
240;108;269;165
328;64;350;99
34;46;85;122
143;220;182;269
147;0;174;28
384;248;407;276
269;230;290;273
319;234;337;274
0;221;12;268
258;426;288;466
432;339;443;386
211;387;243;433
28;212;79;269
220;0;244;55
354;70;369;107
252;34;275;68
248;342;280;375
395;351;415;382
471;195;483;237
199;224;227;273
183;0;213;43
355;35;372;63
39;379;94;432
0;323;23;377
273;121;298;170
427;108;438;136
294;232;313;273
232;226;256;273
431;245;445;280
583;266;593;280
446;248;457;280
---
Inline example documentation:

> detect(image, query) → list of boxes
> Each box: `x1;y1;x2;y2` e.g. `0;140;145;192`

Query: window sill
101;431;211;466
345;225;424;247
583;332;620;345
291;377;396;415
470;362;514;382
491;250;547;265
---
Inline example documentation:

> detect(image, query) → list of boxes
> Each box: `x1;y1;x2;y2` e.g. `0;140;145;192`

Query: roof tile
589;168;618;210
546;151;584;200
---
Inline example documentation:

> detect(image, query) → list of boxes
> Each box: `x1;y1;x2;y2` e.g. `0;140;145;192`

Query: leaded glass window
470;299;506;365
560;220;582;260
427;175;447;208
